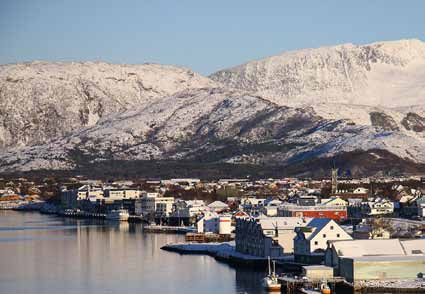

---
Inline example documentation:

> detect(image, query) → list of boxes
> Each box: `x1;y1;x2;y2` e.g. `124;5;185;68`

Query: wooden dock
278;275;348;293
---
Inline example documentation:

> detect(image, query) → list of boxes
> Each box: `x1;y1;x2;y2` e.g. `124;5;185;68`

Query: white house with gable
294;218;352;264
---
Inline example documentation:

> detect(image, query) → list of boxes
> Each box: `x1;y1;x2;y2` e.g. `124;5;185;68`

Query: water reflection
0;211;236;294
0;211;354;294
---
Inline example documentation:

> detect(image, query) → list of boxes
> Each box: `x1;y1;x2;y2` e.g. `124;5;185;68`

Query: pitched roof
258;217;310;230
305;218;332;240
207;200;229;208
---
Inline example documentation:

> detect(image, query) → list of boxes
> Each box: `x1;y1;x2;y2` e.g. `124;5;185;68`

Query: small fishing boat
300;281;331;294
106;208;129;221
262;257;281;292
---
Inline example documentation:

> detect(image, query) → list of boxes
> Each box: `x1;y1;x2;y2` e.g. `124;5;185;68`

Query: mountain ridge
2;39;425;176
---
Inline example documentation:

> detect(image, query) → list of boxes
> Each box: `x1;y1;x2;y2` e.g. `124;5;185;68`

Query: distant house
353;187;369;194
232;210;250;220
294;218;352;264
197;211;232;235
361;198;394;216
320;197;347;207
353;222;391;240
207;200;229;212
240;197;266;214
262;199;282;216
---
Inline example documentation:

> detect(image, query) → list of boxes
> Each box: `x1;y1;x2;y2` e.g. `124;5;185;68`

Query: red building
278;205;347;221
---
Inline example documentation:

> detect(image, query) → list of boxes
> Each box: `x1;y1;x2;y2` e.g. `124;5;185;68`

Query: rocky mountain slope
2;87;425;176
210;39;425;128
0;61;216;149
2;39;425;177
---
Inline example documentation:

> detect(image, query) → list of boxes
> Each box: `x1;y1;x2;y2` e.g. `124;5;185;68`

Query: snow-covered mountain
2;39;425;177
210;39;425;127
2;87;425;176
210;39;425;107
0;61;217;149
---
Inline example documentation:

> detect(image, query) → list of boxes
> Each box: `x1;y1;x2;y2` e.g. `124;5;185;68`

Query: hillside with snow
2;40;425;177
0;61;216;149
210;39;425;127
2;87;425;176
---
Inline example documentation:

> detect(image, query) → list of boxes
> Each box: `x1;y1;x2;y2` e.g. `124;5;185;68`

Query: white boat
262;257;281;292
300;281;331;294
106;209;129;221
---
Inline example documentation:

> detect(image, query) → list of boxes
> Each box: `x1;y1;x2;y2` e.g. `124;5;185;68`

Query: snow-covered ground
357;279;425;289
162;241;294;261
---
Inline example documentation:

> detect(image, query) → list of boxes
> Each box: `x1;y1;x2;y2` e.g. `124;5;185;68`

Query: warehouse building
325;239;425;282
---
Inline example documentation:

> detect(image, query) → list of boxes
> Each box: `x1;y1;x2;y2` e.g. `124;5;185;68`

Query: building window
323;234;326;238
336;234;340;238
330;226;334;230
314;241;318;245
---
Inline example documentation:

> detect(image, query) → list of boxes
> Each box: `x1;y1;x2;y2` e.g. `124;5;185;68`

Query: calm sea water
0;211;269;294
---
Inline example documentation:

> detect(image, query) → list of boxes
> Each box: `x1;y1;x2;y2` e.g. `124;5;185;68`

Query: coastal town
1;170;424;293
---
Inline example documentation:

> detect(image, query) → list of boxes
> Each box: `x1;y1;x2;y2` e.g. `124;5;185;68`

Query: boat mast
268;256;271;276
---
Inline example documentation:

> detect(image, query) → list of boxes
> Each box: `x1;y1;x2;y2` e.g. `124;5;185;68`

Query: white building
197;212;232;235
294;218;352;264
137;192;174;216
171;200;207;218
104;188;141;200
262;199;282;216
361;199;394;216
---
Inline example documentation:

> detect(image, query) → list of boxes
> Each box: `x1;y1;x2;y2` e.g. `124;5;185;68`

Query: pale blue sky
0;0;424;74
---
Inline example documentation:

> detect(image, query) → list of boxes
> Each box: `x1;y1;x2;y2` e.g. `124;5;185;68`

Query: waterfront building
104;188;141;200
61;189;77;209
325;239;425;282
197;212;232;235
168;200;207;225
294;218;352;264
137;192;174;216
235;217;310;258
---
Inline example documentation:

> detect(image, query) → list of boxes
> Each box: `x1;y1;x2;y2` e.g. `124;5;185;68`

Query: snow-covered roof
258;217;310;230
304;218;333;240
330;239;406;257
207;200;229;208
401;239;425;255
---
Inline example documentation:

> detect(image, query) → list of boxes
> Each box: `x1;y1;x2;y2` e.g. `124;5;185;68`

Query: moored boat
262;257;281;292
106;208;129;221
300;281;331;294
